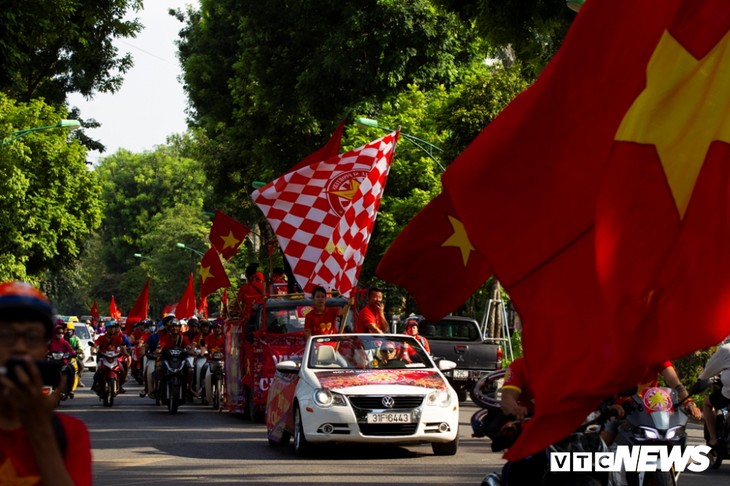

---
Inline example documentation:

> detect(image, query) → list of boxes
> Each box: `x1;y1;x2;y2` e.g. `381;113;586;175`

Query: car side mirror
438;359;457;371
276;360;301;374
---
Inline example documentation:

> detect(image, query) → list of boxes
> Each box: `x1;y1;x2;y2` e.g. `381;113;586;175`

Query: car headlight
312;388;346;407
426;389;453;407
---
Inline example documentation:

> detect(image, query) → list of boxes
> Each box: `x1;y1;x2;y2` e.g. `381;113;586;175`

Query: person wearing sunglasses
376;342;407;369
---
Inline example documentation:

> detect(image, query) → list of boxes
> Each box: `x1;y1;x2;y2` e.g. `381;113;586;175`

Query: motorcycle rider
201;319;226;405
48;323;77;398
185;317;199;342
155;316;195;399
698;343;730;447
65;322;85;387
92;320;130;393
138;320;166;398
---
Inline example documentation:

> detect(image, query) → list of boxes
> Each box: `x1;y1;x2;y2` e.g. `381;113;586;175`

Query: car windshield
418;320;479;341
73;325;91;340
308;334;434;370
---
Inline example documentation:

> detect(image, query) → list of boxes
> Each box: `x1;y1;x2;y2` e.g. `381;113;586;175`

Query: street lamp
355;117;446;171
176;242;205;257
2;119;81;145
133;253;151;260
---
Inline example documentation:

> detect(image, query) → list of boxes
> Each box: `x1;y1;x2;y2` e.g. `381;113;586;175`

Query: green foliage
0;94;103;282
0;0;143;105
671;346;718;402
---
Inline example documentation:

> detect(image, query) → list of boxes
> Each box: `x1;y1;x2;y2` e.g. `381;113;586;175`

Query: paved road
61;380;728;485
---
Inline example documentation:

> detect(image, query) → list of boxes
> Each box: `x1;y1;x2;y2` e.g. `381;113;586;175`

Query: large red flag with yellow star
439;0;730;460
377;192;491;320
199;247;231;299
209;211;250;260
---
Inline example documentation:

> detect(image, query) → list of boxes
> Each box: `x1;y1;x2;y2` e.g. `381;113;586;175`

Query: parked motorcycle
158;346;190;414
204;351;225;410
47;351;78;400
96;348;124;407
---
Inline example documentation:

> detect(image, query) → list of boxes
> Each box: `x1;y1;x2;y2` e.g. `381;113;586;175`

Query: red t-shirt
305;307;340;335
0;413;92;485
94;333;124;352
356;305;387;333
159;333;191;350
204;334;226;354
637;360;673;390
502;358;534;408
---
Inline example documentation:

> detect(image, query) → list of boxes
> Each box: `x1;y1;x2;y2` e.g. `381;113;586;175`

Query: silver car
71;323;97;371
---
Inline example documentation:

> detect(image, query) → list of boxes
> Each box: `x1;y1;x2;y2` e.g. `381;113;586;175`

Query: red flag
290;119;346;171
162;304;174;317
90;301;100;324
125;278;150;331
440;0;730;459
198;296;208;318
109;296;122;321
199;247;231;299
377;193;491;320
253;132;398;296
209;211;250;260
175;273;197;319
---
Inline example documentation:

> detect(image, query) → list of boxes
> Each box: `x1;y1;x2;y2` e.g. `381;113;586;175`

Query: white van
70;322;96;371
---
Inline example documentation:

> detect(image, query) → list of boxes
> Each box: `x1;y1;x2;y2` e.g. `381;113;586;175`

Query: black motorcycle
693;377;730;469
158;347;190;414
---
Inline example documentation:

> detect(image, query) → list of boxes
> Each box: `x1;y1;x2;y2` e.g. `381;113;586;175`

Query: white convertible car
265;333;460;456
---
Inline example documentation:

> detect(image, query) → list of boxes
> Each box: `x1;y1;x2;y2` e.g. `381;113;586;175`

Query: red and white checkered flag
252;132;399;296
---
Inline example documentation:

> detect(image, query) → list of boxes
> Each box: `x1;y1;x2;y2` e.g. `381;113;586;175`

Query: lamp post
355;117;446;171
2;119;81;145
175;242;205;258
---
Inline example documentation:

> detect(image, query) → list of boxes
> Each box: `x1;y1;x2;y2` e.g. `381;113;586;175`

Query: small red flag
90;301;100;324
377;193;491;320
209;211;250;260
109;296;122;321
199;247;231;299
175;273;197;319
125;278;150;331
198;296;208;318
221;289;229;319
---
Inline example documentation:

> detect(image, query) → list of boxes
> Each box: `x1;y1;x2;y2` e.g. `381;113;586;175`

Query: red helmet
0;282;55;338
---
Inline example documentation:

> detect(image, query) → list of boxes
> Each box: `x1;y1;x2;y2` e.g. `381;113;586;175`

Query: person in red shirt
0;282;92;486
236;270;266;321
304;286;341;338
156;316;194;399
500;357;533;422
92;320;129;393
356;287;388;334
403;317;430;354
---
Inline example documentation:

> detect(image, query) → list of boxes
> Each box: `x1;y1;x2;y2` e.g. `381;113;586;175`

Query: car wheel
293;405;311;457
432;435;459;456
455;387;467;403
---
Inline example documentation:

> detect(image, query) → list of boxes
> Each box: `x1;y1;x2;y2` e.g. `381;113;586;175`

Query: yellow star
219;231;240;250
0;459;40;485
330;179;360;200
615;30;730;219
199;265;213;284
647;389;669;409
441;215;475;267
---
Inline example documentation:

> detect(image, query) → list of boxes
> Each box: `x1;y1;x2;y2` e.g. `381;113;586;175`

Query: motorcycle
692;377;730;469
96;348;124;407
204;351;225;410
130;343;145;385
141;351;157;398
613;386;689;486
158;346;190;414
191;348;208;402
47;351;78;400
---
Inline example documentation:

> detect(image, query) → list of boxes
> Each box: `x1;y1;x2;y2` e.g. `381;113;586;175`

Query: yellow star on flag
615;29;730;219
330;180;360;200
219;231;240;250
0;459;40;485
441;215;475;267
199;265;213;284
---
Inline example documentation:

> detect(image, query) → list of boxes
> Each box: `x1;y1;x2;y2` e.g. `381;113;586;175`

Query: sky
67;1;194;163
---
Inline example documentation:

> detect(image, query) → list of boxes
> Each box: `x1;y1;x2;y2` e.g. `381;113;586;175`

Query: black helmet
0;282;55;338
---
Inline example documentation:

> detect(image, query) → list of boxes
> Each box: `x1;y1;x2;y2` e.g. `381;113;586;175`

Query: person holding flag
304;286;341;338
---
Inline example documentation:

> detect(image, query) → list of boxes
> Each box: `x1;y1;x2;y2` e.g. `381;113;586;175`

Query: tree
0;94;103;282
0;0;143;105
94;140;210;273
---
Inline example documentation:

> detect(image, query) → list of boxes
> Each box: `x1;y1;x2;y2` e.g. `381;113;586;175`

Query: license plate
366;412;412;424
453;369;469;380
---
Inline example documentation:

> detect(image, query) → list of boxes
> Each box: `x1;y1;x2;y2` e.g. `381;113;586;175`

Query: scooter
693;377;730;469
47;351;78;400
158;347;190;414
204;351;225;410
96;348;124;407
192;348;208;402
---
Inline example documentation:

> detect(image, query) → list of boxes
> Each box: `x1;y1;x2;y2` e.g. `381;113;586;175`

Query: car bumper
298;397;459;444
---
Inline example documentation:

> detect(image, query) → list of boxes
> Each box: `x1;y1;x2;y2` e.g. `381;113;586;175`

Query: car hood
312;368;447;393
